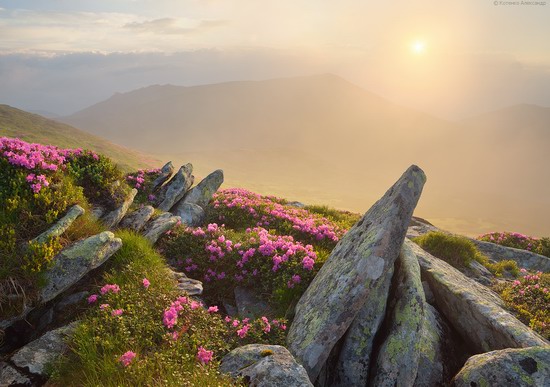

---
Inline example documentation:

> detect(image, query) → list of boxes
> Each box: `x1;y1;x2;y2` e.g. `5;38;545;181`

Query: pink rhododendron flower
207;306;219;313
100;304;109;310
197;346;213;365
119;351;136;367
87;294;98;304
100;284;120;295
112;309;123;316
142;278;150;289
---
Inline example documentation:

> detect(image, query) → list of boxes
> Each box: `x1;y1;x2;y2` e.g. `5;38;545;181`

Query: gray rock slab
11;322;77;376
220;344;313;387
158;164;194;212
142;212;180;244
180;169;224;208
0;362;31;385
151;161;175;191
171;202;205;227
40;232;122;303
32;205;84;245
471;239;550;273
101;188;137;229
452;346;550;387
410;239;549;352
119;205;155;231
287;165;426;381
234;287;272;319
177;277;203;296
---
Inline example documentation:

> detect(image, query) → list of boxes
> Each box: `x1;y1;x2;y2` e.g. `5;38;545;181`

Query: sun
410;40;426;55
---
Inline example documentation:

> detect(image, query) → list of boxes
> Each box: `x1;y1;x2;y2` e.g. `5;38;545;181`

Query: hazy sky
1;0;549;117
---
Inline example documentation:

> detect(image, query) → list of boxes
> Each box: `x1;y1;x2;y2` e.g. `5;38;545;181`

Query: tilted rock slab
32;205;85;245
11;322;77;376
119;205;155;231
220;344;313;387
332;265;394;386
371;239;444;387
471;239;550;273
0;362;31;386
287;165;426;381
452;346;550;387
40;232;122;303
142;212;181;244
180;169;224;208
158;164;194;212
151;161;175;191
234;286;273;320
171;202;205;227
411;239;549;352
101;188;137;229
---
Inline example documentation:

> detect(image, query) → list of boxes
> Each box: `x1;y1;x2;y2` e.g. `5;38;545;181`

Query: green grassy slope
0;104;159;171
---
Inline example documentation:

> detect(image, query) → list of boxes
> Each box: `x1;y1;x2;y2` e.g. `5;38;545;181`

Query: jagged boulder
172;202;205;227
40;232;122;303
119;205;155;231
332;265;394;386
158;164;194;212
101;188;138;229
151;161;175;191
471;239;550;272
452;347;550;387
0;362;31;386
180;169;224;208
287;165;426;381
220;344;313;387
32;205;84;244
10;322;77;377
371;240;444;387
142;212;180;244
410;239;548;352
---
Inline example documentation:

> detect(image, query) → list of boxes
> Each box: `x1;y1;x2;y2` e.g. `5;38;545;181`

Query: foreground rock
471;239;550;272
158;164;194;212
333;265;394;386
452;347;550;387
0;362;31;385
101;188;138;229
32;205;84;244
171;202;206;227
220;344;313;387
410;239;548;351
287;165;426;381
11;323;77;376
142;212;181;244
119;205;155;231
180;169;224;208
372;240;444;387
151;161;175;191
40;232;122;303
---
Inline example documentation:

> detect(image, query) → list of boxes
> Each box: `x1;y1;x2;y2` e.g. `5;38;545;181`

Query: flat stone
101;188;137;229
0;362;31;385
452;347;550;387
220;344;313;387
142;212;180;244
151;161;175;191
119;205;155;231
471;239;550;272
177;277;203;296
287;165;426;381
32;205;84;245
410;239;549;352
11;323;77;376
234;287;272;319
180;169;224;208
40;232;122;303
171;202;206;227
157;164;194;212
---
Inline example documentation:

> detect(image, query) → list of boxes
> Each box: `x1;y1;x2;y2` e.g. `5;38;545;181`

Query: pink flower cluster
196;346;213;365
119;351;136;367
213;188;344;242
223;315;286;339
163;296;203;329
511;270;548;295
100;284;121;295
126;168;161;190
478;231;539;252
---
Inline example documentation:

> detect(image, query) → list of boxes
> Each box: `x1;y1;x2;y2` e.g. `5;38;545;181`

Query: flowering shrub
159;223;320;307
207;188;346;247
495;269;550;338
125;168;162;205
478;231;550;259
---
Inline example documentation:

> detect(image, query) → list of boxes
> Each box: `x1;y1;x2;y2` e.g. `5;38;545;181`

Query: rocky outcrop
180;169;224;208
0;362;31;386
11;323;77;377
220;344;313;387
142;212;181;244
234;287;272;320
287;165;426;381
410;239;549;352
333;265;394;386
151;161;174;191
101;188;137;229
452;347;550;387
31;205;84;245
371;240;444;387
40;232;122;303
158;164;194;212
171;202;205;227
119;205;155;231
471;239;550;272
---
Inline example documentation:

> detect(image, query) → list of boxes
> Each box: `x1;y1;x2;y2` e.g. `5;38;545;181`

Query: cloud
123;17;227;35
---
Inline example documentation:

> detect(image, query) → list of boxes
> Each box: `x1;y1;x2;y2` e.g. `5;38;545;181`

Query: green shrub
413;231;487;269
485;260;520;278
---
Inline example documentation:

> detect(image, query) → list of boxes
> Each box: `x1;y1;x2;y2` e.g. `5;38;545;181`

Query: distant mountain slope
0;105;159;171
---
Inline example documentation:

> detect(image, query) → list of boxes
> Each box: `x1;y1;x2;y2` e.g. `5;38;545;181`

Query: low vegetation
478;231;550;258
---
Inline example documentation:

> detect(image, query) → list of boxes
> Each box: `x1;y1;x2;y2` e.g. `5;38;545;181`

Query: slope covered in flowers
478;231;550;258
